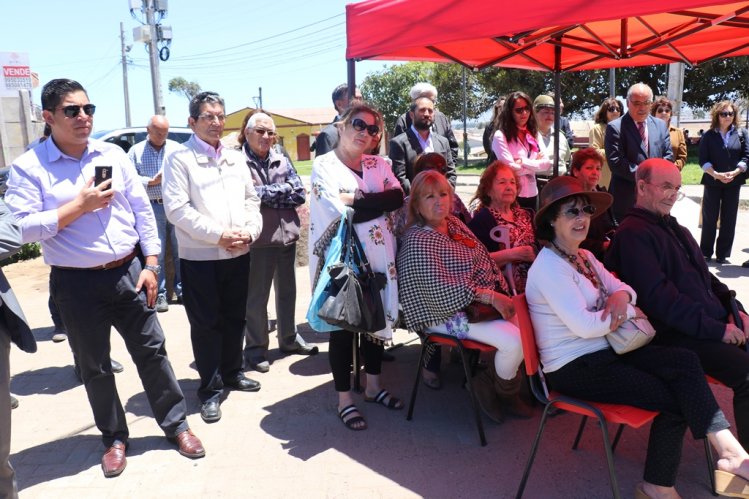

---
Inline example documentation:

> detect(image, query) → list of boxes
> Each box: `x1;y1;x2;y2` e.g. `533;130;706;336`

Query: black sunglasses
57;104;96;118
719;111;735;118
351;118;380;137
563;204;596;218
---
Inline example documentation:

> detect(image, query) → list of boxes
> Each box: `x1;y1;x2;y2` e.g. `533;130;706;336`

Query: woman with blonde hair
398;170;531;423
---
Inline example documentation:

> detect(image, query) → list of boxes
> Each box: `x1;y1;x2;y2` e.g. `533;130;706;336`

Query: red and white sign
0;52;32;96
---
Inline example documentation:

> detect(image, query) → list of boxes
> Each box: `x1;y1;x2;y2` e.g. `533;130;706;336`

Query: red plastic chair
512;294;659;499
406;332;497;446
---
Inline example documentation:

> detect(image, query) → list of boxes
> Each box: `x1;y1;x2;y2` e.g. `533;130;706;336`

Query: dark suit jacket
0;200;34;353
393;111;459;164
388;129;456;195
699;127;749;188
559;116;575;150
605;113;674;221
313;116;341;157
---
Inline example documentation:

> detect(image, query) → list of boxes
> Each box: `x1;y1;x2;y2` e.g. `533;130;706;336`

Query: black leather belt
53;249;137;271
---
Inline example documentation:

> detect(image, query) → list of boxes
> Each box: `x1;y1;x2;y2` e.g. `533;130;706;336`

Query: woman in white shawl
309;102;404;431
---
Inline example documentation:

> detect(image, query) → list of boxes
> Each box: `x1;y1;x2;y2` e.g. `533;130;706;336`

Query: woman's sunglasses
719;111;735;118
351;118;380;137
57;104;96;118
562;204;596;219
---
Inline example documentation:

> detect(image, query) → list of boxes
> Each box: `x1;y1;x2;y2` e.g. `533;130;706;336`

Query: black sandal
339;404;367;431
364;389;404;410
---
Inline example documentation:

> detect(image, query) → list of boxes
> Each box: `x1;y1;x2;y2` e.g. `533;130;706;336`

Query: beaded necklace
551;240;600;289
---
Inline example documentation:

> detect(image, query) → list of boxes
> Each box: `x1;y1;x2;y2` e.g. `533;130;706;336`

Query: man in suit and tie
0;198;36;499
389;95;456;194
393;82;459;165
605;82;674;221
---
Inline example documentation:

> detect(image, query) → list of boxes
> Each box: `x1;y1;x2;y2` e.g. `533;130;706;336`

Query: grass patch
294;160;313;176
298;143;705;183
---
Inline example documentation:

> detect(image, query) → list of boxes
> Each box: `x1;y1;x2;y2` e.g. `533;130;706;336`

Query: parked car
0;126;193;197
91;126;193;152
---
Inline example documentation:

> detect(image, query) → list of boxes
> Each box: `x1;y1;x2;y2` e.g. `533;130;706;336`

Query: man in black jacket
388;96;456;194
0;198;35;499
392;82;459;164
605;83;674;222
605;158;749;447
313;83;362;157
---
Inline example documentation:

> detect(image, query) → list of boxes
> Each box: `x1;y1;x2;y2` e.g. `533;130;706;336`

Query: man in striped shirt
129;116;183;312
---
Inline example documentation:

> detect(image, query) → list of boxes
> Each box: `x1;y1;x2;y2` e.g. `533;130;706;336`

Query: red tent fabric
346;0;749;71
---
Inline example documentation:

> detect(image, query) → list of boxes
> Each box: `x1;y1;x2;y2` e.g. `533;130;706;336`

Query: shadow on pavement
13;434;168;492
124;377;202;419
30;326;66;343
11;365;79;395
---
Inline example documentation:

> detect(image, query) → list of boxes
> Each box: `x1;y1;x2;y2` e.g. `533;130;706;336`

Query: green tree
431;63;488;122
168;77;202;101
360;57;749;127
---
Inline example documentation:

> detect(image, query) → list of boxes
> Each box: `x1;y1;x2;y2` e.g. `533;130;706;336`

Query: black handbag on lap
318;210;387;334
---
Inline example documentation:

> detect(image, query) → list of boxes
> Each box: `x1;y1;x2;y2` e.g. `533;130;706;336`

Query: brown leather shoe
173;429;205;459
101;440;127;478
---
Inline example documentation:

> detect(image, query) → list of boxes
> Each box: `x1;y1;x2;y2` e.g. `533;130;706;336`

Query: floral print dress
309;151;401;343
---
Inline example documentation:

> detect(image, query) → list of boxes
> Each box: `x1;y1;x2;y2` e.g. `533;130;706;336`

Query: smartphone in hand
94;166;113;189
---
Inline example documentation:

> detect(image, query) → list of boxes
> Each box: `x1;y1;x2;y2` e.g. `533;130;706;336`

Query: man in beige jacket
164;91;263;423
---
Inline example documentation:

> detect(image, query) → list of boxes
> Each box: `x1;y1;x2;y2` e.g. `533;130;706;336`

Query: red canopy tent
345;0;749;173
345;0;749;71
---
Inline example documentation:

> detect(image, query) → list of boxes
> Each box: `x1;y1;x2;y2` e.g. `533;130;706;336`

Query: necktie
637;121;648;153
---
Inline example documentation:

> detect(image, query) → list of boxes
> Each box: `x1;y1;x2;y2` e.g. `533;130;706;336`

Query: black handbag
318;210;387;334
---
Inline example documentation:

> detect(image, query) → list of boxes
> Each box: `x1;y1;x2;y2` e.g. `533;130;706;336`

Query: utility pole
253;87;263;109
120;22;132;127
462;67;468;168
145;0;164;115
130;0;172;116
666;63;685;126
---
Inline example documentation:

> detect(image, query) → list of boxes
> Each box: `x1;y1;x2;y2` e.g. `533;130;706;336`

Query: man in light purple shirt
5;78;205;479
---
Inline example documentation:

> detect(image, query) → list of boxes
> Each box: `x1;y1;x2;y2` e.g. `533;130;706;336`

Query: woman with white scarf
309;102;403;431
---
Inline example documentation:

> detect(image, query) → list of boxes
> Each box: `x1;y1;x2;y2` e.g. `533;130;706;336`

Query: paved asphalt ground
5;179;749;498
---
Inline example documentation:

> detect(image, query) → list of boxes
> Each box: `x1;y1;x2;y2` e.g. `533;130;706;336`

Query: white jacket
163;136;262;261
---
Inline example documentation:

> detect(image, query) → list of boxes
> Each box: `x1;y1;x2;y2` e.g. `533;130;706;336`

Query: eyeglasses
513;106;531;114
252;128;276;137
351;118;380;137
562;205;597;219
629;100;653;107
197;113;226;122
644;182;685;200
608;107;622;113
719;111;735;118
57;104;96;118
656;107;671;114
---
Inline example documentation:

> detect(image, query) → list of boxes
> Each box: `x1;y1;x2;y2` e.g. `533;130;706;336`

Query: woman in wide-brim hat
525;175;749;499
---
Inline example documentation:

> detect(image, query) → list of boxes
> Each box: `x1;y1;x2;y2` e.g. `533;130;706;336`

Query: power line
181;13;344;58
158;39;344;71
171;23;344;63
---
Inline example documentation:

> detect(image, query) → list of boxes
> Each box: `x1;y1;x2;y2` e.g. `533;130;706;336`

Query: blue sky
3;0;388;131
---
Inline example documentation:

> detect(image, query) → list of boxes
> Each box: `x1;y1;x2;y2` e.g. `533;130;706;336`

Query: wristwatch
144;264;161;276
